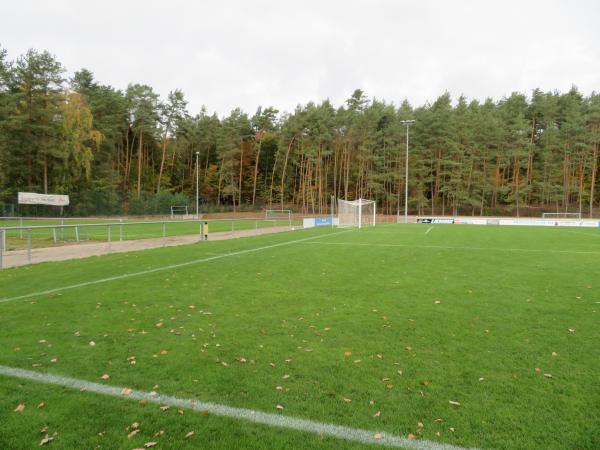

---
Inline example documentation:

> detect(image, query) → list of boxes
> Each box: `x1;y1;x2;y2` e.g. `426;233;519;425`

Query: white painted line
0;365;475;450
425;227;433;235
0;230;352;305
302;241;600;255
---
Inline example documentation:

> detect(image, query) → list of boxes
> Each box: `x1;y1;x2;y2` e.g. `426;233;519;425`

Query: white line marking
302;241;600;255
0;230;351;305
425;227;433;235
0;365;475;450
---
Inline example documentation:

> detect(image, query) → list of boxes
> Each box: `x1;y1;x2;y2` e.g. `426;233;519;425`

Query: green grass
0;218;298;250
0;225;599;449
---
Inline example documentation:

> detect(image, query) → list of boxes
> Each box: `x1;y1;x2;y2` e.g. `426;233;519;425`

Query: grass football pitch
0;224;599;449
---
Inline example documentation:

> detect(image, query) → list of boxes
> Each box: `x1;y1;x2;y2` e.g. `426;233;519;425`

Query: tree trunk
137;131;143;198
590;142;598;217
251;140;262;206
156;131;168;193
279;136;296;210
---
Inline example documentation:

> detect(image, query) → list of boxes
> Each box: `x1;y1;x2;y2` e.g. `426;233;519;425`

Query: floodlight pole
400;120;415;224
195;152;200;219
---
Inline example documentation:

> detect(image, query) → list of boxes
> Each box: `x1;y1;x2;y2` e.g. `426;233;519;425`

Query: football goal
337;198;376;228
542;212;582;220
170;205;191;219
265;209;292;226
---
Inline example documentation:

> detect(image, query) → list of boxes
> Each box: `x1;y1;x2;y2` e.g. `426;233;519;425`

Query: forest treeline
1;47;599;217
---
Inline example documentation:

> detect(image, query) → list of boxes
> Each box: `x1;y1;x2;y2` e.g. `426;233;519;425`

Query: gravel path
1;226;294;269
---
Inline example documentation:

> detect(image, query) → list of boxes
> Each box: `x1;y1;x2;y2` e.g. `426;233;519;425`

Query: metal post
358;198;362;229
107;225;111;253
162;222;166;247
200;222;204;241
0;229;4;269
19;218;23;239
27;228;31;262
61;219;65;240
52;227;57;244
119;219;123;241
195;152;200;219
75;226;79;242
401;120;415;224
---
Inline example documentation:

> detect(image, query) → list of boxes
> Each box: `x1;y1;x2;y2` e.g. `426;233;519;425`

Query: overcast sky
3;0;599;116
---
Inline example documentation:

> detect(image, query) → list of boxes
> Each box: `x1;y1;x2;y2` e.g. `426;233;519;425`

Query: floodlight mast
400;120;415;224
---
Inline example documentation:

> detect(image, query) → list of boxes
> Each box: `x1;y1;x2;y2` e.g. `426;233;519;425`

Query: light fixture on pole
400;120;415;224
195;152;200;219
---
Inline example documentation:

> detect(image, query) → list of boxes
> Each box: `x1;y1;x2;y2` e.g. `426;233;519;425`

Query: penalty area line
0;230;352;305
0;365;475;450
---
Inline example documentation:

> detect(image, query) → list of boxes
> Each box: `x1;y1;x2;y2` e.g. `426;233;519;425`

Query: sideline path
1;226;294;269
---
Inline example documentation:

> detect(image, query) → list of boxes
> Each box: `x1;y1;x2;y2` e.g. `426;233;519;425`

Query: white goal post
542;212;582;220
265;209;292;226
170;205;191;219
337;198;376;228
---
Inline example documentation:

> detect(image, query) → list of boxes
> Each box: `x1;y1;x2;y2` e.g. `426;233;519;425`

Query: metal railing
0;218;295;269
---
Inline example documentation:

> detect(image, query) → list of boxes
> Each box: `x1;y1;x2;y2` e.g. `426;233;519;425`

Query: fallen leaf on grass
40;435;53;446
374;433;382;440
144;443;158;448
276;404;284;411
282;374;290;379
343;398;352;403
448;400;460;406
534;368;541;373
128;429;140;439
100;374;110;380
373;411;381;417
89;341;96;347
185;431;194;438
131;422;140;430
551;352;558;357
544;373;553;379
159;405;170;411
408;433;416;439
121;388;132;396
14;403;25;412
344;351;352;356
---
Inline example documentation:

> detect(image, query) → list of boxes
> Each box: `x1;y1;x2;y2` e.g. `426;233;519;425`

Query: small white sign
18;192;70;206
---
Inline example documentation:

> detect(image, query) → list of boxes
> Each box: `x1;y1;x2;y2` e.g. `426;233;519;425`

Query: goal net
170;205;191;219
542;212;582;220
265;209;292;226
337;198;376;228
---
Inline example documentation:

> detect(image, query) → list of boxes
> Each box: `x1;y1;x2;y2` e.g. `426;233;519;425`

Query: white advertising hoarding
18;192;70;206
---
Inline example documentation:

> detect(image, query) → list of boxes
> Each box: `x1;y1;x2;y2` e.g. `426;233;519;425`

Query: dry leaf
544;373;553;379
408;433;416;439
275;386;283;391
551;352;558;357
343;397;352;403
122;388;132;396
449;427;455;432
185;431;194;438
417;422;424;428
344;351;352;356
373;411;381;417
100;374;110;380
89;341;96;347
282;374;290;379
374;433;382;440
159;405;170;411
128;429;140;439
478;377;485;382
50;358;57;363
40;435;53;446
144;443;158;448
160;350;168;355
131;422;140;430
37;402;45;409
449;400;460;406
276;404;284;410
14;403;25;412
